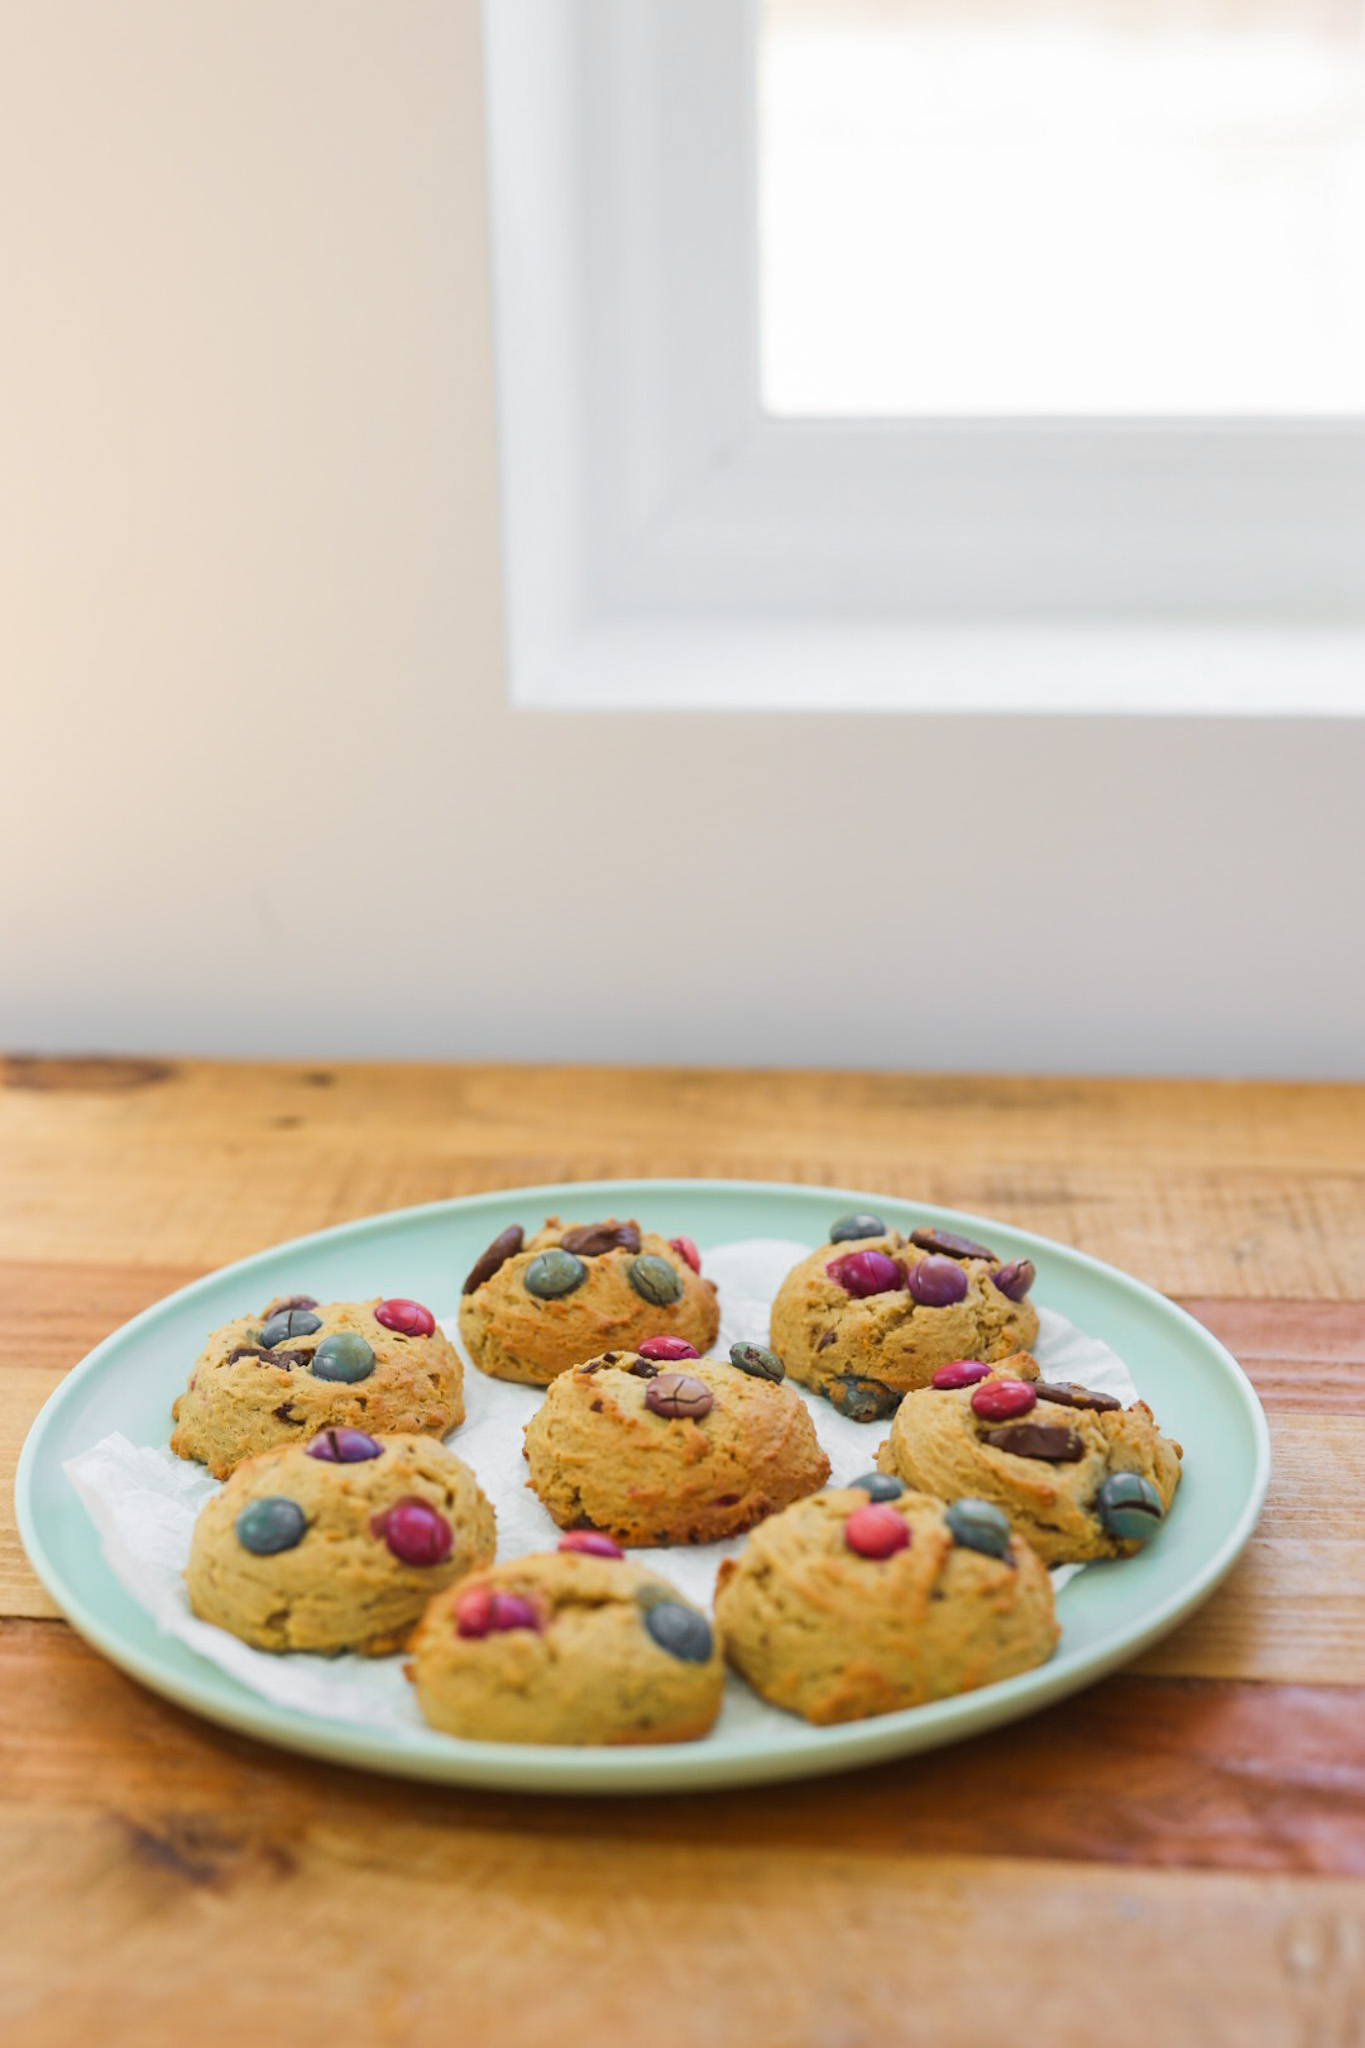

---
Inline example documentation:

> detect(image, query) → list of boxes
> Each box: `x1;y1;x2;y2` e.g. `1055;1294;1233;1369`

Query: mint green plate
15;1179;1269;1794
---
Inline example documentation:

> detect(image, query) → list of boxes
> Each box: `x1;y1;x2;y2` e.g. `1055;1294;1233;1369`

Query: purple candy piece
306;1427;383;1463
992;1258;1037;1303
826;1249;904;1299
489;1592;541;1633
906;1256;969;1307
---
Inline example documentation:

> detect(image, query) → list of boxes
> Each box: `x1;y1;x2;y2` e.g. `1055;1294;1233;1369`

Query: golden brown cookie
408;1545;724;1745
714;1481;1057;1725
170;1294;463;1479
457;1217;719;1386
769;1213;1040;1418
522;1342;830;1546
185;1431;494;1654
876;1355;1182;1564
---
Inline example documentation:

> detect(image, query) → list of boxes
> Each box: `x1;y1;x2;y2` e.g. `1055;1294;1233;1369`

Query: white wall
1;0;1361;1077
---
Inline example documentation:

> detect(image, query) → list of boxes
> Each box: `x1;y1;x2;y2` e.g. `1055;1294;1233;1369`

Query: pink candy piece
637;1334;700;1363
375;1496;453;1566
844;1503;911;1560
454;1587;543;1638
931;1360;992;1391
558;1530;625;1559
826;1249;904;1298
670;1236;702;1274
970;1378;1038;1423
374;1297;436;1338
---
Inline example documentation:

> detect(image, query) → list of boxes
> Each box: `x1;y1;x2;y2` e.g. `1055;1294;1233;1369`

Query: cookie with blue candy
171;1292;462;1478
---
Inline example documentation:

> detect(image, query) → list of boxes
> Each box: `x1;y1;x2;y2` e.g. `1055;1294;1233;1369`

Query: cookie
408;1544;724;1745
185;1431;494;1654
875;1354;1182;1564
171;1294;463;1478
457;1217;719;1386
522;1341;830;1546
715;1482;1057;1725
769;1211;1040;1418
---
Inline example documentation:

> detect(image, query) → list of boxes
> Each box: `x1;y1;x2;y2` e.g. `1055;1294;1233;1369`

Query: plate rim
15;1175;1272;1794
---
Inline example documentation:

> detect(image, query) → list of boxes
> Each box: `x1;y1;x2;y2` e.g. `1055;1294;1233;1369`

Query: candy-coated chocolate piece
262;1294;318;1319
462;1223;524;1295
670;1235;702;1273
489;1592;542;1632
1096;1471;1166;1541
1035;1380;1121;1413
559;1221;642;1258
828;1374;901;1422
642;1600;714;1663
932;1359;992;1390
260;1307;323;1348
910;1227;998;1263
905;1256;969;1307
848;1471;903;1502
235;1496;307;1555
627;1253;684;1306
306;1427;383;1463
523;1248;587;1299
983;1422;1085;1462
637;1334;701;1363
945;1497;1013;1559
453;1586;543;1637
644;1371;714;1420
729;1340;785;1383
992;1258;1037;1302
971;1378;1037;1423
829;1212;887;1243
377;1496;453;1567
310;1332;376;1383
826;1249;903;1298
558;1530;625;1558
844;1503;910;1559
374;1297;436;1338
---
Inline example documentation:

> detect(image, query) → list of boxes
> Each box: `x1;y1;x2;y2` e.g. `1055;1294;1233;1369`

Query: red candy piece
932;1360;992;1390
826;1249;904;1298
376;1496;453;1566
670;1236;702;1274
454;1585;543;1637
844;1503;910;1560
970;1378;1038;1423
637;1334;701;1363
374;1297;436;1338
558;1530;625;1559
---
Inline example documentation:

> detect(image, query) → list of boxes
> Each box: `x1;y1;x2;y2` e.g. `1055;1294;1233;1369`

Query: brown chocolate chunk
227;1343;314;1369
1035;1380;1121;1413
910;1227;998;1263
261;1294;318;1319
626;1359;659;1379
272;1402;305;1424
462;1223;524;1295
558;1221;642;1258
983;1423;1085;1462
816;1330;838;1351
644;1372;714;1420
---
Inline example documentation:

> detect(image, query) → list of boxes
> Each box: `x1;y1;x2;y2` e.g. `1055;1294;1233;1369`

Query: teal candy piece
848;1472;903;1502
310;1332;376;1383
729;1340;784;1383
235;1496;307;1555
945;1497;1014;1559
643;1601;713;1664
260;1308;322;1347
523;1248;587;1299
829;1212;887;1243
1096;1472;1165;1543
627;1254;683;1307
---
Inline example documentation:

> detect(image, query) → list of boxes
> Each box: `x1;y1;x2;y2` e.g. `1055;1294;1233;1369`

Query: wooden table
2;1058;1362;2045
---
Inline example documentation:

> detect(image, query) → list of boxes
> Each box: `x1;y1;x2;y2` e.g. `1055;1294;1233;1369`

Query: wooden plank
3;1060;1365;1298
0;1261;202;1374
0;1371;62;1618
3;1621;1364;1877
1;1808;1364;2048
1182;1297;1365;1412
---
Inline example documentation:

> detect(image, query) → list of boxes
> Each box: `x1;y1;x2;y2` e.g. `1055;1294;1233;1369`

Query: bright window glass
760;0;1365;415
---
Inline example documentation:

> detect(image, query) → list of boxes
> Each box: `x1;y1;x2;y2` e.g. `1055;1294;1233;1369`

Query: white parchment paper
64;1238;1138;1741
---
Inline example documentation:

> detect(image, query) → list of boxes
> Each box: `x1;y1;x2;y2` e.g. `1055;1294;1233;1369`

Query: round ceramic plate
15;1179;1270;1794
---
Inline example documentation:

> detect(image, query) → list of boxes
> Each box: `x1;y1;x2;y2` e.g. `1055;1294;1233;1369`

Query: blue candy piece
642;1600;713;1664
848;1471;903;1502
829;1212;887;1243
523;1248;587;1300
945;1497;1013;1559
1096;1472;1165;1543
235;1496;307;1555
309;1332;376;1383
260;1308;322;1348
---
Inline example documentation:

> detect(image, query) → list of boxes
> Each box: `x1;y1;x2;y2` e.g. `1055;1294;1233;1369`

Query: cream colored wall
1;0;1361;1074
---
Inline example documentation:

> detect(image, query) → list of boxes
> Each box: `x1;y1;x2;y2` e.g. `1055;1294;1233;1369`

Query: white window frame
481;0;1365;714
